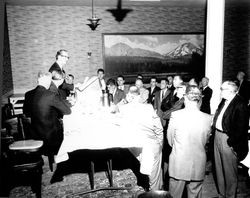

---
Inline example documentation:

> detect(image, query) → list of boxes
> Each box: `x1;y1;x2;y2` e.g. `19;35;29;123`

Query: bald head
37;71;52;89
126;86;140;103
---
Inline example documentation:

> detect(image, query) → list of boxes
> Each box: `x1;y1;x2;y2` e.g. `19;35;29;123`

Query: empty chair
18;114;54;172
7;139;44;198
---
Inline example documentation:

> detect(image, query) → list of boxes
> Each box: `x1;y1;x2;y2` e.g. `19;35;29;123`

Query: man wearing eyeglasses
49;49;74;99
212;81;249;198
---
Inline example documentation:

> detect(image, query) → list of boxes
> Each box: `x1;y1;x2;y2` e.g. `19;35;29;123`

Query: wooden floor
1;157;250;198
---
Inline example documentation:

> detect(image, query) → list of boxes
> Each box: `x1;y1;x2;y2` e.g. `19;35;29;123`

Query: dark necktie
212;99;226;128
109;94;113;103
161;91;164;101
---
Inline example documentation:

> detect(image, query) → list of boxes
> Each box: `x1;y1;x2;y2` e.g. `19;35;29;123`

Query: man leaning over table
23;71;71;158
118;86;163;190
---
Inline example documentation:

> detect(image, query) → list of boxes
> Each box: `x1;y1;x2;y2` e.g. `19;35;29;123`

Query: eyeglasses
60;54;70;59
220;87;229;91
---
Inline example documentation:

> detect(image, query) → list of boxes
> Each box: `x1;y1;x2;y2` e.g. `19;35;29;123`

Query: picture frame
103;33;205;83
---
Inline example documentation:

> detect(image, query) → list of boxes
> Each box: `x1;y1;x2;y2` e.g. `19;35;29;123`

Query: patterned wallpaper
223;1;250;81
3;9;13;96
4;4;205;94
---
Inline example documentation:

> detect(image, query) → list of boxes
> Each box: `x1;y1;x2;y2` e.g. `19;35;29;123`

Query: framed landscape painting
103;33;205;83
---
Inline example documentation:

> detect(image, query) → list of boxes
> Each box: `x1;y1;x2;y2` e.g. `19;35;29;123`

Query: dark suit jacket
213;95;249;161
160;89;178;112
154;89;171;127
109;88;126;105
23;85;71;155
238;79;250;103
154;89;171;113
200;86;213;114
147;86;161;105
161;97;185;120
49;62;74;99
118;85;130;95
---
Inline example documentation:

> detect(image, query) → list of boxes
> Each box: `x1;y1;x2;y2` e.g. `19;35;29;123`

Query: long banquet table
52;104;154;191
55;108;144;163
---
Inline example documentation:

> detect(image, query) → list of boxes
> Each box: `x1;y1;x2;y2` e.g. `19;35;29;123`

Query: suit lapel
222;95;237;122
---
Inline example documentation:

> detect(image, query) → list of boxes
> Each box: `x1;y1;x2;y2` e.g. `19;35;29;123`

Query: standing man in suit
106;78;126;105
97;68;107;93
154;79;171;127
23;71;71;156
147;76;161;105
200;77;213;114
213;81;249;198
236;71;250;104
161;75;183;120
167;85;212;198
117;75;130;95
49;49;74;99
160;82;186;189
167;76;175;91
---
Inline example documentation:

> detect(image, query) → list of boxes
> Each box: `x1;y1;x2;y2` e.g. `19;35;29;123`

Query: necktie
99;79;102;89
213;99;226;127
109;94;113;103
161;91;164;102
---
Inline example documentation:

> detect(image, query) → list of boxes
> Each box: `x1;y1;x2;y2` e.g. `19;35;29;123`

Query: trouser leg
169;177;185;198
149;146;163;190
214;131;238;198
186;181;203;198
214;132;225;196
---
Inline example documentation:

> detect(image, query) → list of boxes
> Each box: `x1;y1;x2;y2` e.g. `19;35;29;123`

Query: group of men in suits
150;73;249;197
23;51;250;197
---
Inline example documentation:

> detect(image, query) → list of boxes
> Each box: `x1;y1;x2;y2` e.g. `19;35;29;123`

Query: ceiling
4;0;206;7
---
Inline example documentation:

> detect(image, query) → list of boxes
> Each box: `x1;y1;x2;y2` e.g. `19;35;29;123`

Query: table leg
88;161;95;189
106;159;113;187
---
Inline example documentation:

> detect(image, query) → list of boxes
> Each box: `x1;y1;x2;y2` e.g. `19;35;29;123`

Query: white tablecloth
55;105;154;174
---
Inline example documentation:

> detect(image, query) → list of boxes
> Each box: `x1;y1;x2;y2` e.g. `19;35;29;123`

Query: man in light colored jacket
167;85;212;198
118;86;163;190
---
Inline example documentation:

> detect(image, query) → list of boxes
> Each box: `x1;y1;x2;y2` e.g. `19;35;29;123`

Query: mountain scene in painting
104;34;205;82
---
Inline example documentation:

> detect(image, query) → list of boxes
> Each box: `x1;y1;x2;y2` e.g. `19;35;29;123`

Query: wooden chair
18;114;54;172
7;140;44;198
8;93;25;116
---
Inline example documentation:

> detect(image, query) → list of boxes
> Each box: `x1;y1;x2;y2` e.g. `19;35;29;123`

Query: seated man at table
135;78;149;104
117;75;130;95
23;71;71;156
118;86;163;190
106;78;126;105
